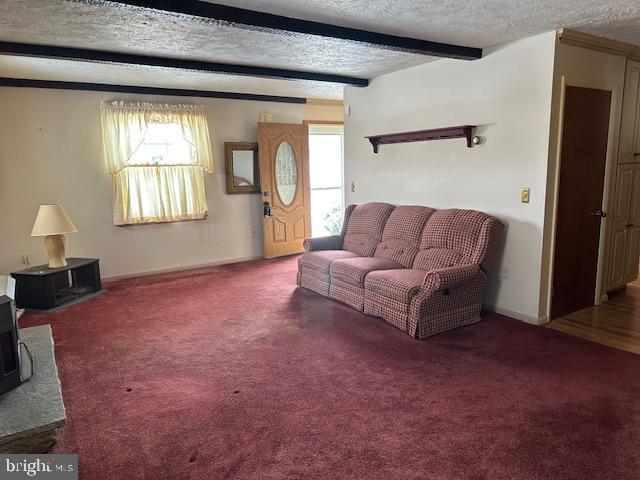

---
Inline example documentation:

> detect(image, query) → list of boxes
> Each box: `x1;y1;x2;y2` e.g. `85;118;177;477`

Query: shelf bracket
368;137;381;154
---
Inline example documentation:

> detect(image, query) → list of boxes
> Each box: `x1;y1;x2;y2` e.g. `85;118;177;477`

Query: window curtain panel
100;102;214;225
114;166;207;224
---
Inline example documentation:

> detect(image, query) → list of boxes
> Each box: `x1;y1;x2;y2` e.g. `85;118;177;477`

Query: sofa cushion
365;269;429;304
413;209;492;271
343;202;395;257
412;248;463;272
298;250;359;274
330;256;403;287
374;205;436;267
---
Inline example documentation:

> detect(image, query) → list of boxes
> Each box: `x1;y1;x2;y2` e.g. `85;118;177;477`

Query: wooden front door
551;86;612;319
258;123;311;258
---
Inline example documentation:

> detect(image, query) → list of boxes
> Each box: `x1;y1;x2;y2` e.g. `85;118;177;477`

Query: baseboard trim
102;255;264;282
484;304;548;325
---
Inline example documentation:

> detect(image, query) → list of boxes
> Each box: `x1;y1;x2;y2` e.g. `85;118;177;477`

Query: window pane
128;122;194;166
309;134;342;189
311;188;343;237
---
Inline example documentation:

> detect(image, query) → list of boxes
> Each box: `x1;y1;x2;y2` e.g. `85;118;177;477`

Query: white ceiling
0;0;639;101
0;0;437;78
212;0;640;48
0;55;344;100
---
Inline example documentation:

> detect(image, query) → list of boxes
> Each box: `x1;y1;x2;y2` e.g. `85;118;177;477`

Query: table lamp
30;204;78;268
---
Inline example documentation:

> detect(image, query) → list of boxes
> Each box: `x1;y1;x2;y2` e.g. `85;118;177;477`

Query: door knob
594;210;607;218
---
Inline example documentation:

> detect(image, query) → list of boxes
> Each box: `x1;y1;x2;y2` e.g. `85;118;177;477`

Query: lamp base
43;234;67;268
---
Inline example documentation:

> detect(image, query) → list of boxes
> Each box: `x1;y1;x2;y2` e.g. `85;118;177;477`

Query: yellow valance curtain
100;102;214;225
101;101;214;174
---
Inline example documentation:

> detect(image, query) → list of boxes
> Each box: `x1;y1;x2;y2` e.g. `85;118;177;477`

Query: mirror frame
224;142;260;194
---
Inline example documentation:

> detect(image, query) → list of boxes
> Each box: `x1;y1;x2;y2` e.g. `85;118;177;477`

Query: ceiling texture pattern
211;0;640;48
0;0;639;101
0;0;440;78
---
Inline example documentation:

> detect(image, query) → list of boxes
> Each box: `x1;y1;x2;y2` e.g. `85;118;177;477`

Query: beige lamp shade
31;204;78;237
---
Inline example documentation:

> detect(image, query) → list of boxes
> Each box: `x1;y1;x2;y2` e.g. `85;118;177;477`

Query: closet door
624;166;640;282
609;165;634;289
618;60;640;164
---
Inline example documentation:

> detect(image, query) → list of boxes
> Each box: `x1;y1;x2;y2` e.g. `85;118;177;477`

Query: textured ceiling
0;55;343;100
0;0;437;78
211;0;640;48
0;0;639;101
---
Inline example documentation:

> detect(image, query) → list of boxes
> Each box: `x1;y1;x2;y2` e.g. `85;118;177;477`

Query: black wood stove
0;295;22;395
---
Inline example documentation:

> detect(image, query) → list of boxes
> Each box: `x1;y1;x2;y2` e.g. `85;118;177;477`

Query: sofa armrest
409;265;488;339
303;235;343;252
421;264;485;292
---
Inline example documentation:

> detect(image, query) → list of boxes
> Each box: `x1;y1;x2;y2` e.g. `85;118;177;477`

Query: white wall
343;31;557;323
0;89;339;278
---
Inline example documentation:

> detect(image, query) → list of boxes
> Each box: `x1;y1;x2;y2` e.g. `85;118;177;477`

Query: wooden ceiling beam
0;77;309;104
108;0;483;60
0;41;369;87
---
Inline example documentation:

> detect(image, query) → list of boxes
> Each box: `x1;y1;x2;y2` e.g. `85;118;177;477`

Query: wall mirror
225;142;260;194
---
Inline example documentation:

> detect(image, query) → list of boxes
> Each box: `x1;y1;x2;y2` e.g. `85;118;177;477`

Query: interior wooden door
608;164;634;289
258;122;311;258
618;60;640;164
551;86;611;320
624;166;640;281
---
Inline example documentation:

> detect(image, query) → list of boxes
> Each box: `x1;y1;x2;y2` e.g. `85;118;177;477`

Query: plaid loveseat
297;203;504;339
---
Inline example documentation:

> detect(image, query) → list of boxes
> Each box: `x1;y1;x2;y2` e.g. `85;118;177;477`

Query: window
128;123;195;167
101;102;214;225
308;123;344;236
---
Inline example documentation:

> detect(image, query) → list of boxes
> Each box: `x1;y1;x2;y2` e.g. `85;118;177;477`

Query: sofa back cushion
342;202;395;257
413;209;504;272
373;205;436;267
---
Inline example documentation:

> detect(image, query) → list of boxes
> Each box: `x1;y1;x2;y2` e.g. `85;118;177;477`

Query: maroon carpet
22;256;640;479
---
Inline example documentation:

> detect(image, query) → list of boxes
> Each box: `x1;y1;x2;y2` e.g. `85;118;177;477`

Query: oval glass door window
275;141;297;205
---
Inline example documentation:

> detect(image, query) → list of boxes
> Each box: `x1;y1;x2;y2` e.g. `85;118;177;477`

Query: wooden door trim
545;77;620;320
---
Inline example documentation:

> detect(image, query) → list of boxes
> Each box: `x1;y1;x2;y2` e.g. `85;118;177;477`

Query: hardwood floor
547;279;640;355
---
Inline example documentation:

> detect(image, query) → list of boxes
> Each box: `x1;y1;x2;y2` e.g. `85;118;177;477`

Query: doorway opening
307;123;345;237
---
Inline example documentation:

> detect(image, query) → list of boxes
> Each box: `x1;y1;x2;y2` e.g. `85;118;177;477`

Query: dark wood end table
11;258;103;312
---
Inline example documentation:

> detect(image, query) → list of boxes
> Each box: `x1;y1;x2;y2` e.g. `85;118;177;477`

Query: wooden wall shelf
365;125;476;153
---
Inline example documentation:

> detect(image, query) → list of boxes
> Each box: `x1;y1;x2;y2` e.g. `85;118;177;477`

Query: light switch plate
521;187;530;203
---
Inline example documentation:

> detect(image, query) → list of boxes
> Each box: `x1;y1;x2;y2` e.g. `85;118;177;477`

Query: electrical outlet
351;181;356;193
521;187;530;204
500;265;509;279
249;228;257;239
